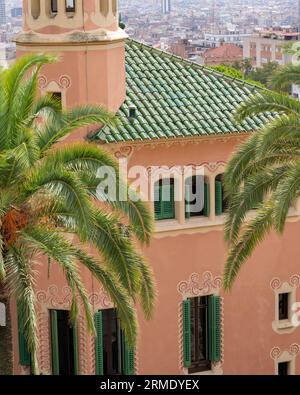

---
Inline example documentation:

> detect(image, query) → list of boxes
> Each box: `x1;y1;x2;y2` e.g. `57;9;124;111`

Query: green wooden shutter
215;180;223;216
203;181;210;217
50;310;60;375
162;182;175;219
123;342;135;375
154;183;162;220
17;306;31;366
208;295;221;362
94;311;104;375
185;184;191;219
182;299;191;368
73;323;78;375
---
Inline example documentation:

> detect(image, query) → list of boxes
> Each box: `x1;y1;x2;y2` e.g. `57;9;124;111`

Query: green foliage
223;67;300;290
0;55;156;373
210;65;243;79
247;61;280;87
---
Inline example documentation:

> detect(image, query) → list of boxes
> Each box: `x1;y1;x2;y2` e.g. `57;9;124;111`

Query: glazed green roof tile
90;39;274;144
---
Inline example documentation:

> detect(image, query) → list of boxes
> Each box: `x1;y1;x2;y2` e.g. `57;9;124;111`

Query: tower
0;0;6;26
15;1;127;122
161;0;171;14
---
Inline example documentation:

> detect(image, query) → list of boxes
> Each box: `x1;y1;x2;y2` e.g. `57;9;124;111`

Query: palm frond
224;201;274;290
5;246;39;374
270;63;300;90
272;161;300;233
234;90;300;124
38;105;117;151
73;248;138;347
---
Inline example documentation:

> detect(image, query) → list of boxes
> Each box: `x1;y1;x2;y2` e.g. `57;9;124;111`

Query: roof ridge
126;38;261;92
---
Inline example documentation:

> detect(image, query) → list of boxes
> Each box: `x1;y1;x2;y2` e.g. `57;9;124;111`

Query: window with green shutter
182;299;191;367
215;180;223;216
50;310;78;375
96;308;135;375
215;175;227;215
123;341;135;375
17;305;31;367
95;311;104;375
208;295;221;362
183;295;221;373
154;179;175;220
185;176;210;218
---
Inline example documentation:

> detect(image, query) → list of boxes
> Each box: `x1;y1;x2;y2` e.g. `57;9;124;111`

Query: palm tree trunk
0;285;13;375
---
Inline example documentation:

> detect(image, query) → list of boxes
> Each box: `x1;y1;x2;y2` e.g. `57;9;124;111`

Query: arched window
100;0;109;17
185;175;209;218
31;0;40;19
66;0;76;13
154;178;175;221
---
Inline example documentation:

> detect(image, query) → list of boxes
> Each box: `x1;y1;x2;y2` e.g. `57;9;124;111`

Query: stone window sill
155;208;300;234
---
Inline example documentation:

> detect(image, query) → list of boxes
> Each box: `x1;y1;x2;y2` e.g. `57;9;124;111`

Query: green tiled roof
90;39;274;143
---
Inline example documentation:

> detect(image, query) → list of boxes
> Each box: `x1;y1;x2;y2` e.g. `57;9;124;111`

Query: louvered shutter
73;323;78;375
208;295;221;362
215;180;223;215
50;310;59;375
17;306;31;366
203;181;210;217
182;299;191;368
185;184;191;219
94;311;104;375
154;183;162;220
161;182;175;219
123;342;135;375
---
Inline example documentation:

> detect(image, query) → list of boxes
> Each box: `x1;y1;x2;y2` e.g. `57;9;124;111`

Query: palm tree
223;67;300;290
0;54;155;374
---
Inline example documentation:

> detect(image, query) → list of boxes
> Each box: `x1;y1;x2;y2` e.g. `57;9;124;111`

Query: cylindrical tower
16;0;127;126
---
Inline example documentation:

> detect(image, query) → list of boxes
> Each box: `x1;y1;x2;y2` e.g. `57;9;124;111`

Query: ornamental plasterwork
177;271;223;299
38;75;71;90
270;344;300;360
270;343;300;375
270;275;300;290
36;285;113;312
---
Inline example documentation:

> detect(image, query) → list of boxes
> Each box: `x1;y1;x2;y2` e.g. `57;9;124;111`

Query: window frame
188;296;212;374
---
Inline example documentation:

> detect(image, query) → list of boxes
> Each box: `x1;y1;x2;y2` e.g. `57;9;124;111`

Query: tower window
112;0;117;16
48;92;62;110
51;0;58;14
278;293;289;320
31;0;41;19
100;0;109;17
66;0;76;13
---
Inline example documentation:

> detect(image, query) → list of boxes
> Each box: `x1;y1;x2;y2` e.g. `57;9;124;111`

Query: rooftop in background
202;43;243;66
258;27;300;40
90;39;274;144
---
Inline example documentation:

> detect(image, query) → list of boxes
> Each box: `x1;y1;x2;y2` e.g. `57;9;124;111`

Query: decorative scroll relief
177;271;223;298
270;275;300;290
113;145;134;159
37;75;71;91
270;344;300;375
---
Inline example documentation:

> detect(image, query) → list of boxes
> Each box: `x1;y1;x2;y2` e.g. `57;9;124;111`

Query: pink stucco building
10;0;300;375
